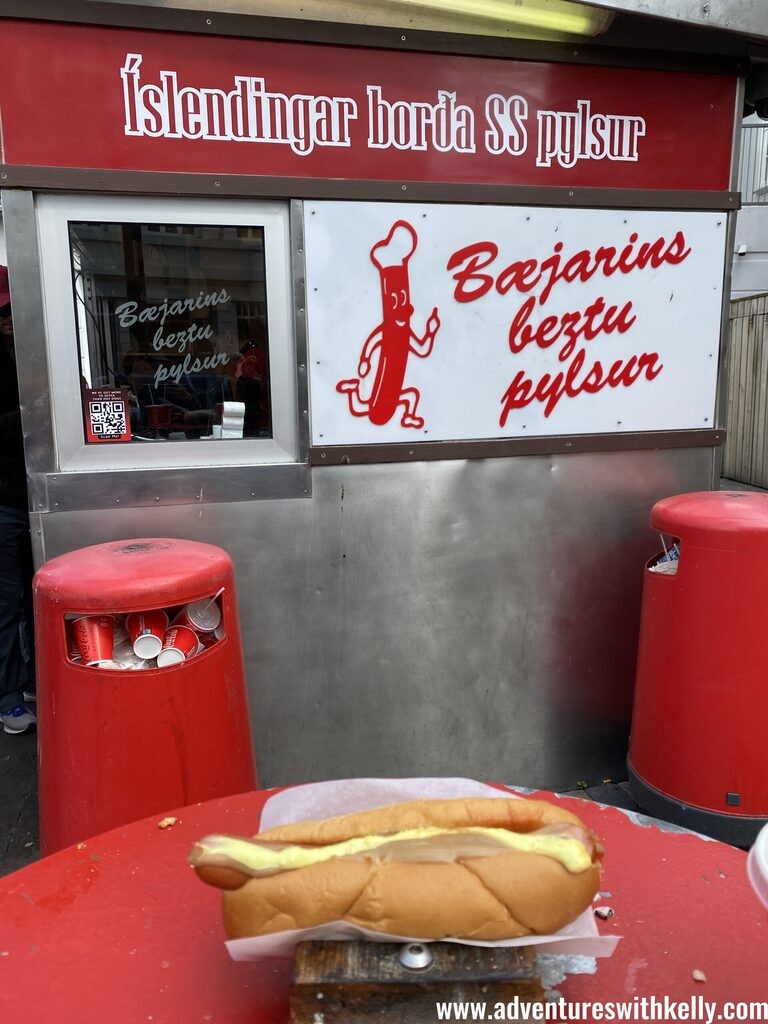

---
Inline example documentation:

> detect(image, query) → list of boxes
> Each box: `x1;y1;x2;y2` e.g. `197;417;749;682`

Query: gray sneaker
0;704;36;734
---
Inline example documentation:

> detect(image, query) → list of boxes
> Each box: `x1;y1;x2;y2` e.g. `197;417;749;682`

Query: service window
37;196;298;471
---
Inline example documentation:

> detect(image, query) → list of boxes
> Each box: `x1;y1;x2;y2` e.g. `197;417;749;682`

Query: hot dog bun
190;796;602;941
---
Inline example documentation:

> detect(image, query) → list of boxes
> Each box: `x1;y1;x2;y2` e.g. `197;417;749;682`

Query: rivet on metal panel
1;173;6;180
214;181;221;187
401;35;407;41
569;191;574;197
321;453;326;459
342;456;351;465
206;18;212;24
565;442;573;448
409;450;414;455
402;185;407;191
154;496;160;501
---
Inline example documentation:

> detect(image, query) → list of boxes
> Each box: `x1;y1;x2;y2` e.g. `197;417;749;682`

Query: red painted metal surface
630;491;768;818
0;20;736;190
33;538;257;855
0;788;765;1021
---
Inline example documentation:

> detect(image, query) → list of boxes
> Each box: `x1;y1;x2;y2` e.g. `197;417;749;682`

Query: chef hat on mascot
370;221;417;271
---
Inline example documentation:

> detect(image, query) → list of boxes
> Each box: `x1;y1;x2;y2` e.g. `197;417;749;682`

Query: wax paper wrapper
224;777;619;962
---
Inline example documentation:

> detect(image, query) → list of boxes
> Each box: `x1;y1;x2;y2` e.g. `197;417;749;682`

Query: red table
1;787;766;1022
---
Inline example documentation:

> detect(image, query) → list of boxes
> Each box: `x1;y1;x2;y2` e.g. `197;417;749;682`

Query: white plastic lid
187;599;222;633
747;823;768;909
156;647;186;668
133;634;164;659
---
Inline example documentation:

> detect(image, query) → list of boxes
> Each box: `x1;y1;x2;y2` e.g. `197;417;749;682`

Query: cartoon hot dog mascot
189;796;602;940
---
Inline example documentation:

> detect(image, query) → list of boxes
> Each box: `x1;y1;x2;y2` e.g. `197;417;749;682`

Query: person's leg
0;505;34;715
18;520;35;698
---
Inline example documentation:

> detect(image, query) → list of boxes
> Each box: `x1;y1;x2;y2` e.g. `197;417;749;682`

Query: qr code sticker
89;400;126;438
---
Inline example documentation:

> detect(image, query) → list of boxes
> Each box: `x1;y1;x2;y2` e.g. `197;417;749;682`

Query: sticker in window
83;386;132;443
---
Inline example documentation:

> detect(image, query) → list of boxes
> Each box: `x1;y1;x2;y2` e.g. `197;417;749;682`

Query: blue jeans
0;505;34;713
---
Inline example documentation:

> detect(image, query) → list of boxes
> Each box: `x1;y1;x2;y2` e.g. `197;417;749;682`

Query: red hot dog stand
0;0;753;790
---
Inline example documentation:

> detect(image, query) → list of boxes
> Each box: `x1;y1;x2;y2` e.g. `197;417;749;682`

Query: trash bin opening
647;535;681;576
64;592;225;670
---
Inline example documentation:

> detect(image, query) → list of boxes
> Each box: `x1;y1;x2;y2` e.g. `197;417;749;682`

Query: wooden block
290;940;543;1023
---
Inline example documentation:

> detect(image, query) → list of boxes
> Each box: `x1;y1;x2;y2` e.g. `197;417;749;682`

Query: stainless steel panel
1;190;57;477
713;210;739;486
36;446;714;790
291;199;310;466
577;1;768;38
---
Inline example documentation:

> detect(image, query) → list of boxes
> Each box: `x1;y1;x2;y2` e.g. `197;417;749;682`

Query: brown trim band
309;429;725;466
0;1;748;76
0;166;741;211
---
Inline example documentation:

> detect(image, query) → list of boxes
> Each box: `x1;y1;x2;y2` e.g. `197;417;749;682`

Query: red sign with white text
0;20;736;190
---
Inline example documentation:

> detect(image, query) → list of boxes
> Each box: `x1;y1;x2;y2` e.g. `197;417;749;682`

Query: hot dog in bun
190;796;602;941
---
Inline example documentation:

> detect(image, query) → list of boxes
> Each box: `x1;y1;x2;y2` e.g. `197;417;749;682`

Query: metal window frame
2;189;311;510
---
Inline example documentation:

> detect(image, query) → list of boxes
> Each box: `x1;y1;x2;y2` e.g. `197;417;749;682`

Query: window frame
36;194;299;472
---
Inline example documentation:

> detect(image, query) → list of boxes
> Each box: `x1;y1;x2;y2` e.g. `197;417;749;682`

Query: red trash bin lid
33;538;233;611
651;490;768;547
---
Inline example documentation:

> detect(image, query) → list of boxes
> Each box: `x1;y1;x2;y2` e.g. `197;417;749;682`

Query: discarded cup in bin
157;624;201;667
126;609;169;659
173;596;222;634
67;632;84;664
748;824;768;909
72;614;115;666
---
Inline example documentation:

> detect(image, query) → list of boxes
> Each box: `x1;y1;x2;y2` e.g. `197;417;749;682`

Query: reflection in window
68;221;272;442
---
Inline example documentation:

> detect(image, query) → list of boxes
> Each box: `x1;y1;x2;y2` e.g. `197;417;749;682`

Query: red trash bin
34;538;257;854
628;491;768;845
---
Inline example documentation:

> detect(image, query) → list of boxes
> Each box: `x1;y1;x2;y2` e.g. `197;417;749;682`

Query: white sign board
305;202;725;446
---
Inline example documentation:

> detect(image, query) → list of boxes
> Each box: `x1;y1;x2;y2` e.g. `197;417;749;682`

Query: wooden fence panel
724;293;768;487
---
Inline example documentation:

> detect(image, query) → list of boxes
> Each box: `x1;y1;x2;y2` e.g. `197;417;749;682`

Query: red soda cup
126;609;169;660
72;615;115;666
156;625;201;667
